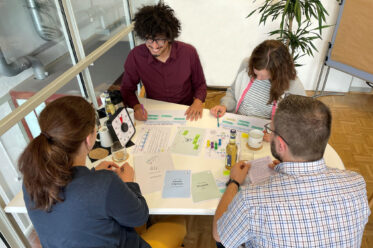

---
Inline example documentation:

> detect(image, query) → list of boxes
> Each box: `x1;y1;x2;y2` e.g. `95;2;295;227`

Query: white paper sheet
132;126;171;154
134;153;174;194
145;110;187;125
204;129;241;159
221;113;269;133
170;127;206;156
242;156;276;185
162;170;191;198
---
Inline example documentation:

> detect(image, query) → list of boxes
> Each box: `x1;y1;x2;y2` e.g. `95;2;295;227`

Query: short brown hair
248;40;296;104
18;96;96;211
274;95;331;161
134;3;181;41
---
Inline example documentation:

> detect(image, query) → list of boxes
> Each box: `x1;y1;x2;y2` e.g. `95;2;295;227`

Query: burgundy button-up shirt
120;41;207;108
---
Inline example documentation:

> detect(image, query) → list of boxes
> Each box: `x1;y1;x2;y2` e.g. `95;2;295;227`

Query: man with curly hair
120;3;207;121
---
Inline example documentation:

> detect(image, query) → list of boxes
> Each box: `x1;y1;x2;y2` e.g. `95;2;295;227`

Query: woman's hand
210;105;227;118
115;163;134;183
95;161;119;171
263;130;270;142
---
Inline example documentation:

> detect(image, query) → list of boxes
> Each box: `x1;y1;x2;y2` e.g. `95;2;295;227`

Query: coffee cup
97;126;113;147
248;129;264;149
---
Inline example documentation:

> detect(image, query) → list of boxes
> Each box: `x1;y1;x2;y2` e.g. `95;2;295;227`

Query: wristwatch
226;178;240;189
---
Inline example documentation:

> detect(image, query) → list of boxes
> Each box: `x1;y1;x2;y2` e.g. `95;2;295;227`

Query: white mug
248;129;264;149
97;126;113;147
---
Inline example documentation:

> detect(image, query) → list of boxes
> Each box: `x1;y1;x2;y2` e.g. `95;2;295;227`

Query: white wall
165;0;371;92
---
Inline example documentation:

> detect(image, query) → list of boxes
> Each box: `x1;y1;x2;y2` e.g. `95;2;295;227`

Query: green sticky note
222;120;234;125
223;170;231;176
193;139;197;144
182;130;189;135
194;144;199;150
148;115;158;117
161;115;172;118
238;122;249;127
148;117;158;120
238;120;250;124
195;134;200;139
251;126;264;131
174;118;186;120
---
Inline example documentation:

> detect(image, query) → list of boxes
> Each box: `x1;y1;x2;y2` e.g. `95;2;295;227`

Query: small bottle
104;91;115;117
225;129;238;170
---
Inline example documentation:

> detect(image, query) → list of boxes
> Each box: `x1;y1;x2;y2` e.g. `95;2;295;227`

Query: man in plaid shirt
213;95;370;248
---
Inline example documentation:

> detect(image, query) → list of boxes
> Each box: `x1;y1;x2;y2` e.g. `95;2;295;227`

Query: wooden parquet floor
182;90;373;248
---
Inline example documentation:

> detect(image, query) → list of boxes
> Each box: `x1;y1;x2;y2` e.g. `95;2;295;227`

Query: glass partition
0;0;83;121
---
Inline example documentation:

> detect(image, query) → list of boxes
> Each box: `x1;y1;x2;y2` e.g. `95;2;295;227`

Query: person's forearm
193;98;203;105
193;85;207;103
120;88;140;108
213;183;239;242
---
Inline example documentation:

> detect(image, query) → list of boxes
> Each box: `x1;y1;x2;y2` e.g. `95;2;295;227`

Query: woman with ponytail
19;96;150;248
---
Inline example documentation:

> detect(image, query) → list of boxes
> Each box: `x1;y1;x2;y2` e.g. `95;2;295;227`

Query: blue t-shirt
23;166;150;248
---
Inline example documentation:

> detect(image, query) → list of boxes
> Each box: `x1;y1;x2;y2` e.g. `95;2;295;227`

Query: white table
5;98;345;215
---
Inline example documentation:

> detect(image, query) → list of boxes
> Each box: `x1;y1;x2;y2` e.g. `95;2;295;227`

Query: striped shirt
237;79;273;119
217;159;370;248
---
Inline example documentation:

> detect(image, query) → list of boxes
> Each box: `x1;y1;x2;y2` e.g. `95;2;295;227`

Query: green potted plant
247;0;340;66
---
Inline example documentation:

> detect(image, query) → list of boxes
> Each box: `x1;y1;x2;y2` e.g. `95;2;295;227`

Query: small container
111;141;127;162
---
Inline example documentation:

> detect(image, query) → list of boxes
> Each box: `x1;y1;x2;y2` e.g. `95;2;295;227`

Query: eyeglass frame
145;38;168;46
264;123;290;145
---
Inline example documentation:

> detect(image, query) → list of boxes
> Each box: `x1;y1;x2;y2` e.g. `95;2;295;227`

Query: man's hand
115;163;134;182
185;98;203;121
230;161;251;185
134;104;148;121
210;105;227;118
95;161;119;171
268;160;281;170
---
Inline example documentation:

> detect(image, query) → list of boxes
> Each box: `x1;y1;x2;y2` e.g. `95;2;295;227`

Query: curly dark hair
248;40;296;104
133;3;181;41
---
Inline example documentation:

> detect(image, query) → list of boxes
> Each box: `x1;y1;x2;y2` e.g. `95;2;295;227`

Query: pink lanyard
235;77;277;120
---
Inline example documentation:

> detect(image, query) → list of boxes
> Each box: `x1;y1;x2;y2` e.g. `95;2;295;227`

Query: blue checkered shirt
217;159;370;248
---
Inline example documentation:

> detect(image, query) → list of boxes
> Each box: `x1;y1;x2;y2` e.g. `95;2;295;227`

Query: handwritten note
134;153;174;194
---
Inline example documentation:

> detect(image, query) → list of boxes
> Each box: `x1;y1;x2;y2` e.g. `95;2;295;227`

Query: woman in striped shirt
210;40;306;120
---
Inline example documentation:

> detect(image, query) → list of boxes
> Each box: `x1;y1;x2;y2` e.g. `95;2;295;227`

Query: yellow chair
139;216;187;248
139;84;146;98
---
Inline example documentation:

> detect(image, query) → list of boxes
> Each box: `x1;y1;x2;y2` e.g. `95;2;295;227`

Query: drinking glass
111;141;127;162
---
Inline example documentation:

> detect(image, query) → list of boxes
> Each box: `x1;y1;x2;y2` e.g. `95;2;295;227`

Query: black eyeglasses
264;123;290;145
145;38;167;46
